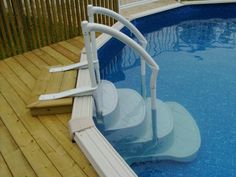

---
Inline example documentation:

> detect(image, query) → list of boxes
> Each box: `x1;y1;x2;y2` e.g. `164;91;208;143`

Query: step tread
125;102;201;164
128;98;174;143
94;80;118;116
104;89;146;131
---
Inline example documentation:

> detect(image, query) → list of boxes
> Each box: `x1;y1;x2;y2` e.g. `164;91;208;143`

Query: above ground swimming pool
97;3;236;177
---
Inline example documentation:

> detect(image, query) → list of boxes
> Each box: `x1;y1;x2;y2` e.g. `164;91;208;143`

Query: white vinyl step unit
103;89;146;131
93;80;119;117
101;92;174;144
125;102;201;164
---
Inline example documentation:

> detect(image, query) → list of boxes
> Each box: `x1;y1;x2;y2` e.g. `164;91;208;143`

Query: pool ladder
40;5;201;165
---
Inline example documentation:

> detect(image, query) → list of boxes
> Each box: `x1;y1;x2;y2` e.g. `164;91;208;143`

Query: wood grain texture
0;37;98;177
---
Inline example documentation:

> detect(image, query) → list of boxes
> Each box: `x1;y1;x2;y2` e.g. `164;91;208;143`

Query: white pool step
103;89;146;130
125;102;201;164
94;82;200;165
102;88;146;143
101;89;174;145
94;80;118;117
142;98;174;142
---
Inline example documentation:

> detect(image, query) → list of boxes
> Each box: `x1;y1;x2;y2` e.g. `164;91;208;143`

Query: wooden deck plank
27;68;52;105
58;41;82;56
0;152;13;177
0;62;30;103
0;93;62;177
50;44;80;63
56;113;71;127
67;37;85;49
4;58;36;90
33;49;60;66
45;72;64;93
41;46;74;65
39;115;98;177
60;70;77;91
0;75;89;177
0;119;37;177
14;55;41;79
23;52;48;70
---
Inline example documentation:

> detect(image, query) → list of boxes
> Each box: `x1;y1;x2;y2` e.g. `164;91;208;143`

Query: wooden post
0;0;16;56
0;8;11;57
5;0;22;54
71;0;78;36
51;0;60;41
56;0;65;40
66;0;73;38
23;0;37;50
0;33;6;59
61;0;69;39
11;0;27;52
40;0;51;44
35;0;46;47
75;0;82;35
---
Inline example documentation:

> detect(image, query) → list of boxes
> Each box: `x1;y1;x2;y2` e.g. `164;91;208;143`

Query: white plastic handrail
82;21;159;140
88;5;148;98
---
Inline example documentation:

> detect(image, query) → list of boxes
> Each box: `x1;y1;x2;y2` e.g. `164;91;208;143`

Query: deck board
0;37;98;177
4;58;36;90
0;152;13;177
0;119;37;177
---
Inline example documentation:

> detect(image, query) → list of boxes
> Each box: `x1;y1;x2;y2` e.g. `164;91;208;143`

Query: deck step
27;68;77;116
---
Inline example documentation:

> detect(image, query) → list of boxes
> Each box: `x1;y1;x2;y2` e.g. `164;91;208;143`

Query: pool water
98;3;236;177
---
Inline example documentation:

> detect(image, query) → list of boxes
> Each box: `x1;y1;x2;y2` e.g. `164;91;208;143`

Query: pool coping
71;1;236;176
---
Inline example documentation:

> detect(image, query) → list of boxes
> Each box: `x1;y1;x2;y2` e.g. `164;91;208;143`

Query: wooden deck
0;37;98;177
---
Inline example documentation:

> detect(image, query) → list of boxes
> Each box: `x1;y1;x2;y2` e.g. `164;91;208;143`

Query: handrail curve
82;21;159;139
